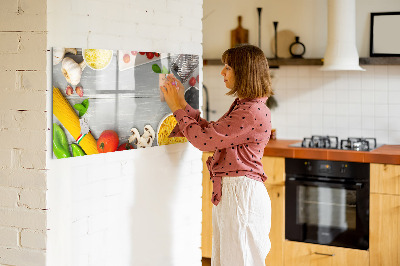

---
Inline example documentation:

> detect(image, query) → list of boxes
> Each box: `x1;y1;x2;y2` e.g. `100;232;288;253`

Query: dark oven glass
285;159;369;250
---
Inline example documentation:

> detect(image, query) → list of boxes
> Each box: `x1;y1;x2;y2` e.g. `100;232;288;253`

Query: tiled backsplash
204;65;400;145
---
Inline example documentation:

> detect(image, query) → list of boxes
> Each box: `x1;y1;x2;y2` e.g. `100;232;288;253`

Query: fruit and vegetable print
52;48;200;159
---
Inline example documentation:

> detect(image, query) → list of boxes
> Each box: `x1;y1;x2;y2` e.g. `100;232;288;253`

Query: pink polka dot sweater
170;97;272;206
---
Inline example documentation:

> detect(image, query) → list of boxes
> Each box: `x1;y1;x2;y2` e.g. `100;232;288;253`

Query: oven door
285;177;369;250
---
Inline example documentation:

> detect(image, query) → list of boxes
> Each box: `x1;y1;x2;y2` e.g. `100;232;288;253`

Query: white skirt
212;176;271;266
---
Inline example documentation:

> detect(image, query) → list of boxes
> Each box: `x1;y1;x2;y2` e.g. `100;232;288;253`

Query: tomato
139;52;146;55
123;54;130;63
154;52;160;57
97;130;119;153
131;51;138;56
146;52;154;60
189;77;196;86
117;142;134;151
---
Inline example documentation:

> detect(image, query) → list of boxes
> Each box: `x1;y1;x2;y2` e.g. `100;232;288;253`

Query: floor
202;257;211;266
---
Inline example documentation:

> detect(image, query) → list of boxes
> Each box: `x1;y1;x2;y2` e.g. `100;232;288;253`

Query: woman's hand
160;74;187;112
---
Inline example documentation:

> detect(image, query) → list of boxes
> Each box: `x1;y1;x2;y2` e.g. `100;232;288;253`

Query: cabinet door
370;193;400;266
370;163;400;195
284;241;369;266
262;156;285;186
202;152;213;258
265;184;285;266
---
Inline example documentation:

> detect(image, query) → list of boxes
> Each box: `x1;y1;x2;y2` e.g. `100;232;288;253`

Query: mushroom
129;128;140;144
128;125;155;149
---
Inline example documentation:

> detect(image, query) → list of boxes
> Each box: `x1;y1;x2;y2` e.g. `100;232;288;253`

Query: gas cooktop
289;135;383;151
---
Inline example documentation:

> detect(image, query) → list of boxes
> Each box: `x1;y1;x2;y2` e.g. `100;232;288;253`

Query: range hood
320;0;365;71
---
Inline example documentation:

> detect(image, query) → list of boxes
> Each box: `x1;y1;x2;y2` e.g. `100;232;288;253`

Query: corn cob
53;87;99;155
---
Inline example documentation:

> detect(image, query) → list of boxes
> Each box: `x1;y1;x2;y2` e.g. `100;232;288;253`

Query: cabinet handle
313;252;335;257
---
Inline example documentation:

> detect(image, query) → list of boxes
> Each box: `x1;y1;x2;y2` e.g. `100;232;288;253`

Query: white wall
203;0;400;145
203;0;400;58
204;65;400;144
46;0;203;266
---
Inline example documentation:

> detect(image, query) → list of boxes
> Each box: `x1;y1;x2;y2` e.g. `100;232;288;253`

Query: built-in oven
285;158;370;250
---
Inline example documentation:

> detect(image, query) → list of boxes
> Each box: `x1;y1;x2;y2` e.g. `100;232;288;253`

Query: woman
161;44;273;266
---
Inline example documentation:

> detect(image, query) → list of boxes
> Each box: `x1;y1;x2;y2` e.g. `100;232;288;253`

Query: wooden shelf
359;57;400;65
203;58;322;67
203;57;400;67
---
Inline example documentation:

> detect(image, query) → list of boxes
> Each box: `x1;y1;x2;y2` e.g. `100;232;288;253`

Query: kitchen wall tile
388;131;400;143
388;75;400;91
323;103;336;116
374;117;389;131
375;104;389;117
311;102;324;113
362;89;375;104
298;66;311;78
374;130;389;144
336;90;349;103
323;86;336;103
323;115;336;129
361;74;374;91
310;77;324;90
349;128;362;137
374;77;388;91
285;66;298;77
348;71;362;90
388;104;400;117
348;103;362;116
361;104;375;117
362;128;375;138
388;91;400;104
374;90;388;104
388;117;400;131
310;66;323;77
204;66;399;144
348;116;362;129
286;77;299;89
387;65;400;76
362;116;375;130
311;114;324;129
374;65;388;77
322;70;335;78
336;103;349;116
336;115;349;129
348;90;362;103
298;77;311;89
335;72;349;90
336;128;349;140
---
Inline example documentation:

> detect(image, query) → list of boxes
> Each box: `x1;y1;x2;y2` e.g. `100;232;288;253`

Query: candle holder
257;8;262;48
273;21;279;58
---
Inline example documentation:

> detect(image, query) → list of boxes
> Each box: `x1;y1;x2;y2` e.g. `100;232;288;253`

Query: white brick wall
1;0;203;265
0;0;48;265
46;0;203;266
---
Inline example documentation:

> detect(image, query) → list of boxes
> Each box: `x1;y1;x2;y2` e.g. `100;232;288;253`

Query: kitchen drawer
284;240;369;266
370;163;400;196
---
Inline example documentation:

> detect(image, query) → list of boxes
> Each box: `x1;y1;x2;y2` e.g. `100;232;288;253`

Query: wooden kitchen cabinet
202;152;213;258
370;163;400;195
284;241;369;266
370;163;400;266
264;184;285;266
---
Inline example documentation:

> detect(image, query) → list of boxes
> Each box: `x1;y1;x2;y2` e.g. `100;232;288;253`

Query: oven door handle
286;177;364;189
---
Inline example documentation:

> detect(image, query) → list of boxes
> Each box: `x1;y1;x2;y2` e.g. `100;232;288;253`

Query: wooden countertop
263;139;400;165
